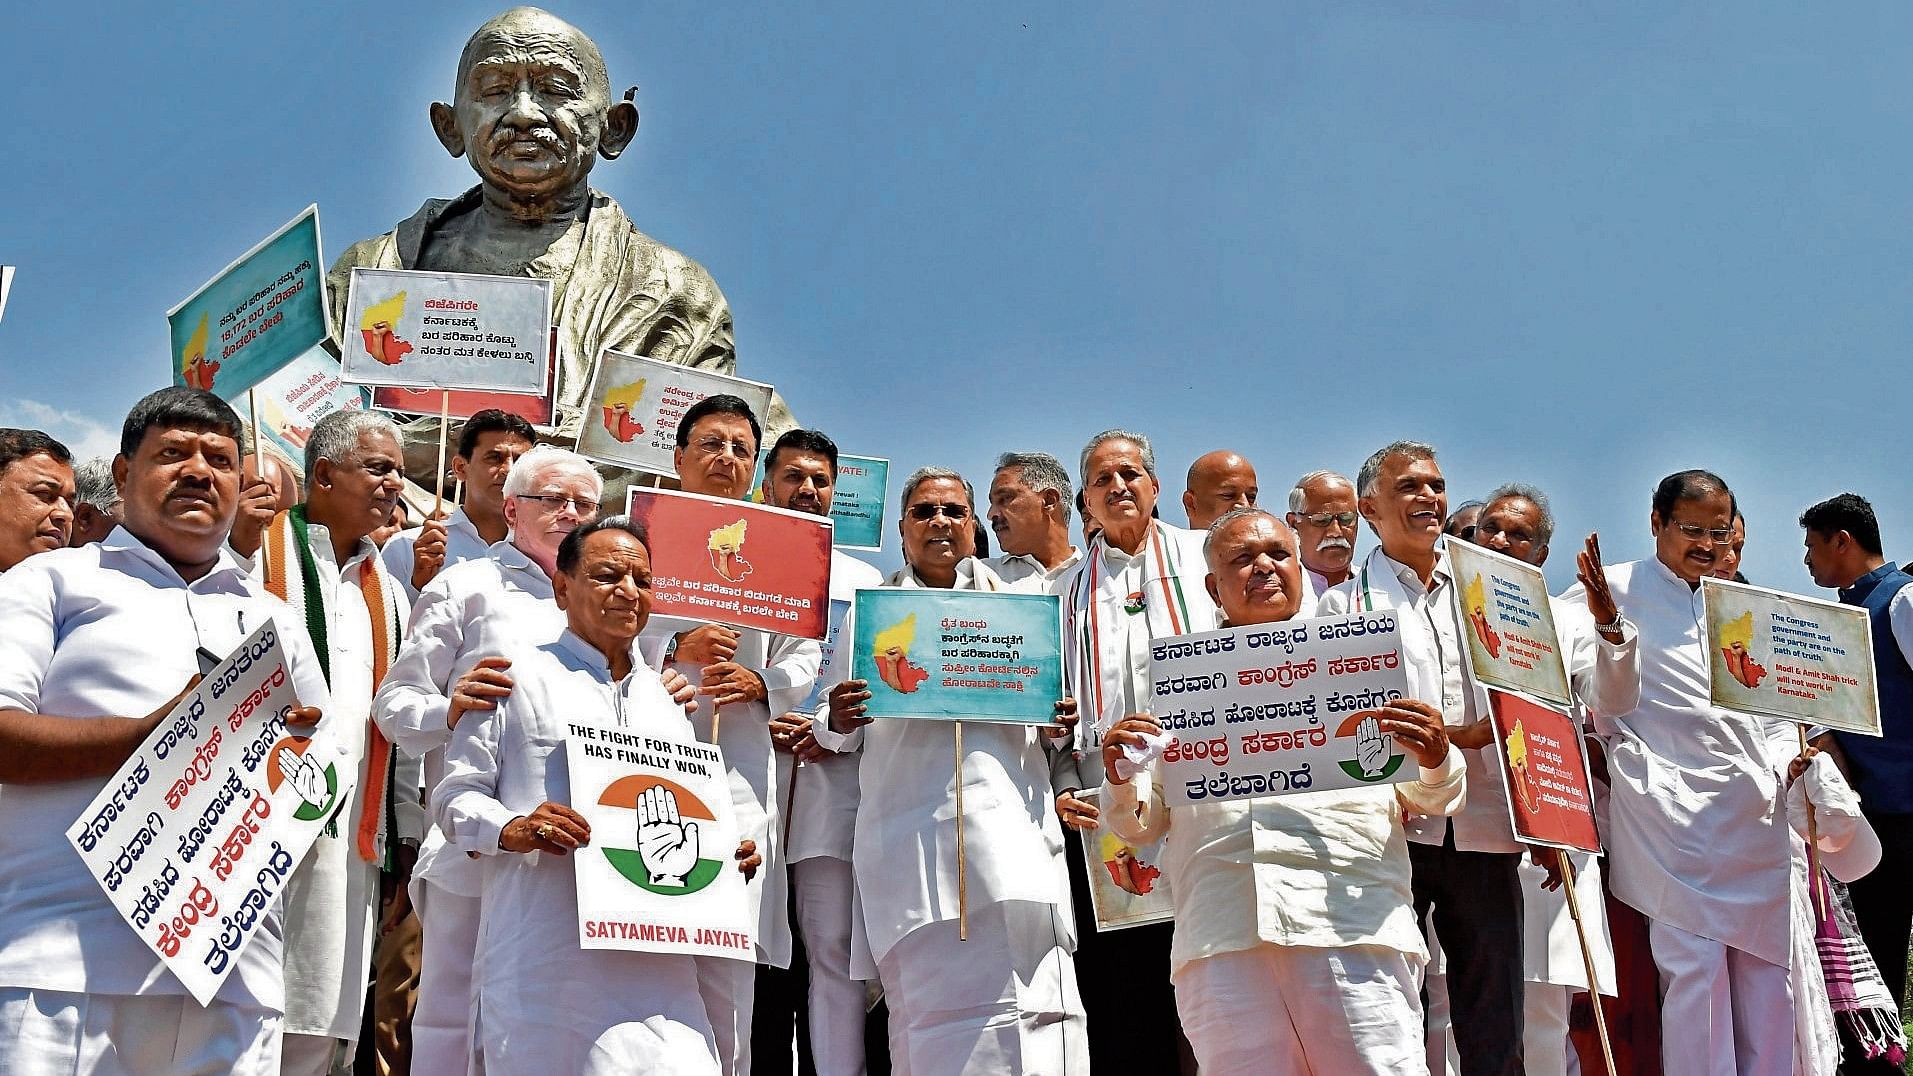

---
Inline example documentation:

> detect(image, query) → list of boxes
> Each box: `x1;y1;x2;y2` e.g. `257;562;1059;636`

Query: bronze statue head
430;7;639;210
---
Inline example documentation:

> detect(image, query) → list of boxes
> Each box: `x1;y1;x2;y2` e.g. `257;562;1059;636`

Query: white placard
566;719;754;961
1152;611;1416;807
575;350;775;477
341;267;552;394
66;623;354;1004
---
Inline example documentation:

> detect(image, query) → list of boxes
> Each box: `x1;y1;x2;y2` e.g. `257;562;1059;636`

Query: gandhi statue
328;7;792;488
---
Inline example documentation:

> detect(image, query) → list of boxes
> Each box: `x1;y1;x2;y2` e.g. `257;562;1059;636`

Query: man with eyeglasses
642;394;822;1076
246;408;418;1076
0;388;330;1073
1444;500;1485;543
819;466;1089;1074
1286;470;1361;603
1318;441;1525;1076
1056;428;1216;1074
1558;469;1795;1074
1468;484;1638;1076
381;408;536;600
374;444;617;1076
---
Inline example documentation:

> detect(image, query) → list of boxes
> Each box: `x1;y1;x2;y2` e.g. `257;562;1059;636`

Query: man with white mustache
1287;470;1360;603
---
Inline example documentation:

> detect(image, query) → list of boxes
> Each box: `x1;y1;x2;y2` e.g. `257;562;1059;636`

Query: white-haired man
372;444;604;1075
984;451;1082;590
1104;506;1463;1074
1287;470;1360;603
1318;441;1524;1076
251;408;416;1075
1466;483;1638;1076
819;466;1087;1074
67;457;122;547
1055;428;1221;1072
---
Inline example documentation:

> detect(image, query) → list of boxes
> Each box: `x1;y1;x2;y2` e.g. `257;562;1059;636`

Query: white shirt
984;546;1084;592
380;507;495;601
641;615;821;969
434;631;715;1071
813;559;1074;970
1321;545;1519;853
785;549;884;865
0;527;331;1008
372;539;564;896
253;520;410;1039
1108;728;1464;975
1560;558;1792;966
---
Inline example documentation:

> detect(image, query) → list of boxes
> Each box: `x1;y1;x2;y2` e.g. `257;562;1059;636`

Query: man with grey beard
1286;470;1359;603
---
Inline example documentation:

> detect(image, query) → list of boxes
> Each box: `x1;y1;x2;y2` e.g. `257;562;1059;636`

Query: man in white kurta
1102;507;1464;1074
818;468;1087;1076
0;390;333;1076
757;430;884;1075
1055;430;1217;1072
1469;486;1638;1076
1287;471;1360;605
1319;442;1524;1076
255;413;415;1076
982;452;1083;591
1559;470;1794;1075
638;396;821;1075
436;519;745;1076
371;446;602;1076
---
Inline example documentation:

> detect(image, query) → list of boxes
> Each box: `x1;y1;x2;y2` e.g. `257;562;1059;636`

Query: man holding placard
249;409;416;1076
0;388;331;1073
1318;441;1526;1076
1099;506;1462;1073
381;409;535;600
755;428;884;1075
820;466;1087;1075
1468;483;1639;1076
435;515;761;1074
1801;492;1913;1074
1560;470;1794;1074
640;394;821;1075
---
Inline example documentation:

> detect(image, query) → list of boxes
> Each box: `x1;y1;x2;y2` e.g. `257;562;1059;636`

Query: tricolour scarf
264;505;402;867
1064;521;1200;735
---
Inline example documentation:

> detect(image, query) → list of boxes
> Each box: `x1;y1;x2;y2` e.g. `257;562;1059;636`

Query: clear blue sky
3;2;1908;587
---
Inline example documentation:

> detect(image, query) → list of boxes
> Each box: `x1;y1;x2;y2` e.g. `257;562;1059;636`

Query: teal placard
851;588;1062;723
829;455;889;550
168;206;329;400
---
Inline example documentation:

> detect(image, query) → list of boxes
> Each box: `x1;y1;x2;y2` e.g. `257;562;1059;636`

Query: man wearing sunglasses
820;467;1088;1074
1286;470;1361;604
1558;469;1794;1074
643;394;822;1076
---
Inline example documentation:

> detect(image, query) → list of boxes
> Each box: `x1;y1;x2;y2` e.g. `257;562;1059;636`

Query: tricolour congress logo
1335;710;1406;783
597;776;724;896
265;736;339;820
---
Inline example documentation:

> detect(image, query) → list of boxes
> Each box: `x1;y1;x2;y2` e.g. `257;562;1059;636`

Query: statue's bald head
457;8;609;100
433;7;638;206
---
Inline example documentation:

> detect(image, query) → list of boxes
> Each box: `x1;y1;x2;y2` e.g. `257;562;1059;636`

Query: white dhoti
793;856;867;1076
1522;981;1571;1076
695;955;757;1076
1647;919;1793;1076
279;1032;350;1076
410;878;480;1076
877;901;1086;1076
0;988;281;1076
1172;943;1427;1076
477;946;718;1076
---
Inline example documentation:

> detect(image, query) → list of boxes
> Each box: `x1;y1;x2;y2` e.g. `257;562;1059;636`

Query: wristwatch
663;632;681;663
1594;618;1624;636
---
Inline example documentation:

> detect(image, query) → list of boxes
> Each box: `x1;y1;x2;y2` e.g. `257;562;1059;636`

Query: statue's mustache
489;125;566;156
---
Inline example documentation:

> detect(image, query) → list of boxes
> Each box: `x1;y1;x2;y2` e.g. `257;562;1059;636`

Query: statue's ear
430;102;465;159
600;88;639;160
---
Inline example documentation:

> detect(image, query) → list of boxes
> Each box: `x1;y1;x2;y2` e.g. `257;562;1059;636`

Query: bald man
1182;450;1258;531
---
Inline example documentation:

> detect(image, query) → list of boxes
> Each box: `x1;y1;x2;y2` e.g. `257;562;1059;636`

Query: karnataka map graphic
358;291;413;366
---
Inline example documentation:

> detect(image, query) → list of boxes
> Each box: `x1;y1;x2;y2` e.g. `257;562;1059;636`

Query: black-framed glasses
515;493;599;514
908;503;972;521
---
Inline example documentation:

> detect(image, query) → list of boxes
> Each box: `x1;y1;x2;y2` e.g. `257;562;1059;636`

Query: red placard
371;328;558;424
626;488;831;640
1489;690;1602;854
